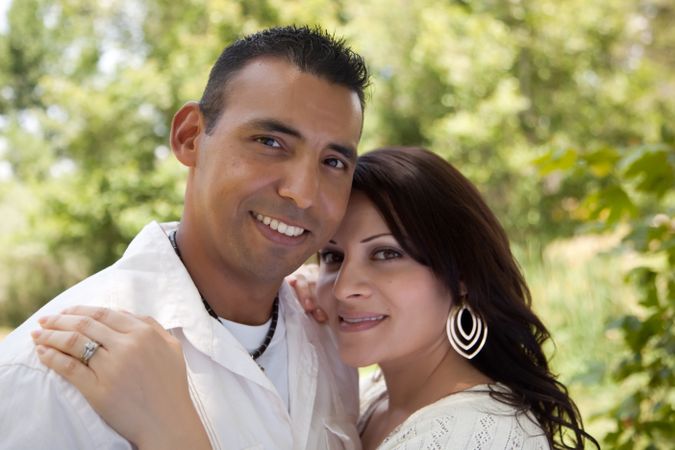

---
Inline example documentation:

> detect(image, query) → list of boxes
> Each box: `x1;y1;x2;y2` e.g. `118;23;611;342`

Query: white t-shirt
220;310;290;411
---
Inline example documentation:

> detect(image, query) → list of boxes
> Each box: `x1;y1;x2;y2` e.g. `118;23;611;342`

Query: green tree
1;0;673;446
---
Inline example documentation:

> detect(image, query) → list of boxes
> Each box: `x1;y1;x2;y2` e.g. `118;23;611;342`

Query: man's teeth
342;315;386;324
255;213;305;237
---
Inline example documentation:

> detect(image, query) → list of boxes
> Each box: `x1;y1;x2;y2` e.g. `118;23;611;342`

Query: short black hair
199;25;369;133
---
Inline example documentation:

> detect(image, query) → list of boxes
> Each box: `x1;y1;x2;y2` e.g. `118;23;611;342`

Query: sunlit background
1;0;673;447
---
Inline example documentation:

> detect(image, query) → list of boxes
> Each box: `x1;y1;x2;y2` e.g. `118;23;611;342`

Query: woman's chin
339;347;377;369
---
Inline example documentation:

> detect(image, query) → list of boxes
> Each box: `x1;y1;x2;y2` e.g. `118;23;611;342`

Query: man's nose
278;158;319;209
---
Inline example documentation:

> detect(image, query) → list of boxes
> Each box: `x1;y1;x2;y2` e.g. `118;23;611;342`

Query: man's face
188;57;363;283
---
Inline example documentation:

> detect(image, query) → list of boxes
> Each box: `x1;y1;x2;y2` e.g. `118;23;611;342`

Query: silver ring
80;340;101;366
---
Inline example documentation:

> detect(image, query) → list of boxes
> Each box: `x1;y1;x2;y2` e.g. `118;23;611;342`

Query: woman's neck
362;342;492;450
383;335;489;405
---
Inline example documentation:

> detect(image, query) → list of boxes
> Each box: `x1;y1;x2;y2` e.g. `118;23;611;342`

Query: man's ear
170;101;203;167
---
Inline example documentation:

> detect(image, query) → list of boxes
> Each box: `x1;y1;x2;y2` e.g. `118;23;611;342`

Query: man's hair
199;25;369;134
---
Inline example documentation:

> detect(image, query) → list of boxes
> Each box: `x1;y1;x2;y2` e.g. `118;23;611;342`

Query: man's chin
243;257;311;283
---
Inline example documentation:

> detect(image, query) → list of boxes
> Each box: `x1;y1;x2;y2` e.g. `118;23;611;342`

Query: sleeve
0;363;132;450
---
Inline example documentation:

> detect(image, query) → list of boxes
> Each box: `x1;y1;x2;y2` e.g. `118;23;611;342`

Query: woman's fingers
293;278;328;323
31;328;108;370
289;273;318;311
311;307;329;323
287;265;328;323
294;275;318;312
35;344;98;392
59;306;142;333
38;313;116;349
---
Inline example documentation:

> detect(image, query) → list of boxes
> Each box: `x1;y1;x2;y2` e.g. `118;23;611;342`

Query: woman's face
317;191;453;368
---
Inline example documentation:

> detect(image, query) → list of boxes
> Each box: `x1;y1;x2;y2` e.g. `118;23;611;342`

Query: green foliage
536;138;675;447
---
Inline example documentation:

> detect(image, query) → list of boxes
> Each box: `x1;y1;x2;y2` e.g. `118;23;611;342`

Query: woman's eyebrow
360;233;393;243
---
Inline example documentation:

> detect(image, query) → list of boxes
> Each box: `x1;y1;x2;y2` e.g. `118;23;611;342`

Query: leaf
619;145;675;198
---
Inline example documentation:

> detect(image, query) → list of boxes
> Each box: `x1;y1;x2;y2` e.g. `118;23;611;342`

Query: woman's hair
352;147;599;450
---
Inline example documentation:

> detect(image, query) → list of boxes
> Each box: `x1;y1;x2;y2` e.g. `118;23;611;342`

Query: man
0;26;368;449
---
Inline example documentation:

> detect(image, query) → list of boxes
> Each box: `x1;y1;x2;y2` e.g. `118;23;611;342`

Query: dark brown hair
352;147;599;450
199;25;369;134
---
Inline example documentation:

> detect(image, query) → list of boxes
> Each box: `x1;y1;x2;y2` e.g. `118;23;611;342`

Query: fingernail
36;345;46;355
38;316;49;325
30;330;41;340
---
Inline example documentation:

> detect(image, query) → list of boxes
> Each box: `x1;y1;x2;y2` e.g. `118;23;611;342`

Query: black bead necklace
168;229;279;363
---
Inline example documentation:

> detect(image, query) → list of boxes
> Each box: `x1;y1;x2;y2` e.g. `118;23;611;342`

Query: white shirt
359;371;550;450
219;308;290;410
0;221;360;450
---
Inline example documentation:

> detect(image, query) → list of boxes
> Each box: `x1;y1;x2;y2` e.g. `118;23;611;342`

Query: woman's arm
31;306;211;450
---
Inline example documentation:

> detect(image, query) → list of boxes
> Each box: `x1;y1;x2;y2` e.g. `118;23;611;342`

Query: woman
33;147;598;449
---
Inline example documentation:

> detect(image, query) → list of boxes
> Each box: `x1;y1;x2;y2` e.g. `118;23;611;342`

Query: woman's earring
446;304;488;359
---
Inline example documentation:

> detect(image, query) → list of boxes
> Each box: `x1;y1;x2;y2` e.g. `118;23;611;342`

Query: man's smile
251;211;309;240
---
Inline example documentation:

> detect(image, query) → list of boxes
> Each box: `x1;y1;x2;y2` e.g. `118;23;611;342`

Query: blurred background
0;0;673;447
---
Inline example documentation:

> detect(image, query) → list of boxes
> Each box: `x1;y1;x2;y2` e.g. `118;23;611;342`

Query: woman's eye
319;251;343;264
373;248;402;261
256;137;282;148
325;157;346;170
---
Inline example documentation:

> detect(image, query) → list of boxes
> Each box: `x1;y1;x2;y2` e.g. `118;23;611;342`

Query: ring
80;340;101;366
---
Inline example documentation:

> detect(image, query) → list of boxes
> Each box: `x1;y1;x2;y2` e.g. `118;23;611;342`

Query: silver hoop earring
446;304;488;359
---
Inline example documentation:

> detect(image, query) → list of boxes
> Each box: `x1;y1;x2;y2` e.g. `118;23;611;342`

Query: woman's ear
170;101;203;167
459;282;468;298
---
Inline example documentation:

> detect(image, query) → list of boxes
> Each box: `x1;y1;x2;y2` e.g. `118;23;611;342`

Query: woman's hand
286;264;328;323
31;306;211;450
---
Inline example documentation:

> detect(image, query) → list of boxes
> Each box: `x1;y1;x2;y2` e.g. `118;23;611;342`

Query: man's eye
256;137;282;148
372;249;402;261
319;251;343;264
325;158;346;170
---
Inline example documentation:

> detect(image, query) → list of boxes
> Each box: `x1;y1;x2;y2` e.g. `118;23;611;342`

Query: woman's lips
338;314;388;332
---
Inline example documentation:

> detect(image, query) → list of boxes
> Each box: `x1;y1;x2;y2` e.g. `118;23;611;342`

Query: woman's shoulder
376;383;551;450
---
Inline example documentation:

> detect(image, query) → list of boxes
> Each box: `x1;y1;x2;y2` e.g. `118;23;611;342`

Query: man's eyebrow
328;143;357;164
248;119;357;164
248;119;302;138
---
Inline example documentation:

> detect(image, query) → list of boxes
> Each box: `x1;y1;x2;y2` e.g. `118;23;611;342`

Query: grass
517;233;636;444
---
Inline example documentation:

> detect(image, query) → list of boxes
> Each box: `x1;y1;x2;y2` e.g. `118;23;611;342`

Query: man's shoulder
0;221;179;360
0;341;130;449
0;266;118;366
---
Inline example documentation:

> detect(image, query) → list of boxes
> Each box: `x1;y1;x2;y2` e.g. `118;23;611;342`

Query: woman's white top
359;371;551;450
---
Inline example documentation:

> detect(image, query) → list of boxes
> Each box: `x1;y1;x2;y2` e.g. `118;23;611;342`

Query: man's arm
0;362;132;450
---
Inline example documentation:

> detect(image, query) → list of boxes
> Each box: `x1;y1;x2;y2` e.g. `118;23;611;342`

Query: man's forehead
217;58;363;145
223;56;363;115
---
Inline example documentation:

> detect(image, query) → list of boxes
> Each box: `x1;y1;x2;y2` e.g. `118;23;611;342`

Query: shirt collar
110;221;217;353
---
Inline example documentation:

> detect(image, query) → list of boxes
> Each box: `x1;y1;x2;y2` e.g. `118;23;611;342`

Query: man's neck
173;226;281;325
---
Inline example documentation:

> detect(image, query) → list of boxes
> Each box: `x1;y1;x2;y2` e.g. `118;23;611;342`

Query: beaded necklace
168;230;279;364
